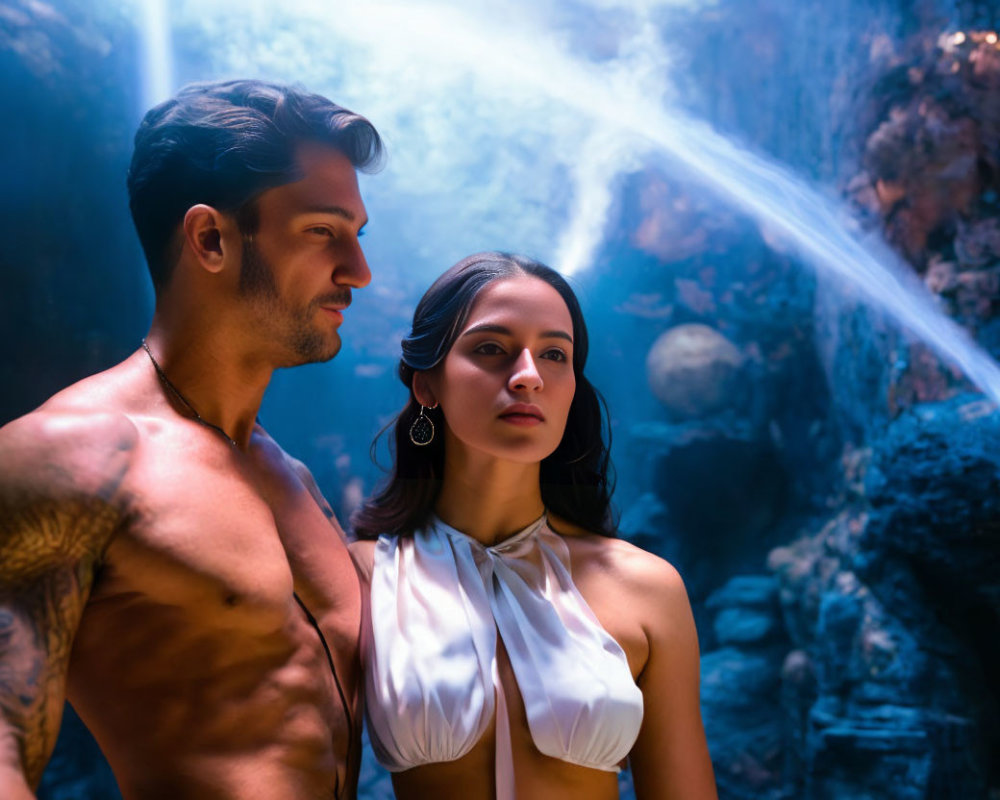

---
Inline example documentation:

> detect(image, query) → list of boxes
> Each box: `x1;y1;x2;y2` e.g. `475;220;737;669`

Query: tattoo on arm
0;497;119;787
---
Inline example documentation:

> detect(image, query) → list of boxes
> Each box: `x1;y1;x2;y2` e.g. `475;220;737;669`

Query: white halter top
363;515;644;799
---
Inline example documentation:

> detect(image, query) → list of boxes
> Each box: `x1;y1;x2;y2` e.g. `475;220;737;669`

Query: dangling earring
409;405;436;446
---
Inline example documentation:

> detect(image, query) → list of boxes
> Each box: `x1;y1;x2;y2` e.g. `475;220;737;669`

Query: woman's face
422;275;577;465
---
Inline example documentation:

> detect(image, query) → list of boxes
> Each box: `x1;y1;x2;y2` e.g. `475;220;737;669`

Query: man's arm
0;412;132;795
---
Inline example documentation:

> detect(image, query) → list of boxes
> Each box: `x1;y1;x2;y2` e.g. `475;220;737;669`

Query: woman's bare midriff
390;732;622;800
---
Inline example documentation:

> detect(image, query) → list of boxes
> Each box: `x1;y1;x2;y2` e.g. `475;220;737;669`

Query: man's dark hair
352;252;616;540
127;79;383;290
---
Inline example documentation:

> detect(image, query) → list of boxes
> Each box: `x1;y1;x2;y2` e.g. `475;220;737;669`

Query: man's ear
182;204;231;274
412;371;438;408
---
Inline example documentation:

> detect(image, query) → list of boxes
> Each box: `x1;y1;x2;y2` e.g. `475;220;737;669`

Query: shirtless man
0;79;382;799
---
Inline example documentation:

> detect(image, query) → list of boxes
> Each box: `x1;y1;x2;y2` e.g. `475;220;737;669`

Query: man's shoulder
0;405;138;575
248;427;306;487
249;426;343;531
0;403;140;502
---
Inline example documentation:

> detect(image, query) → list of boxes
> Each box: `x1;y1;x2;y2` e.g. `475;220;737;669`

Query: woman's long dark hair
351;252;615;539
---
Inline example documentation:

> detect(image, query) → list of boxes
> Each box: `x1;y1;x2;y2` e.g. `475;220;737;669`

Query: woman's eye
474;342;505;355
541;349;568;362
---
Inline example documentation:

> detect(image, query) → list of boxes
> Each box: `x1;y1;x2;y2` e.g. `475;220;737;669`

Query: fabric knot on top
363;515;644;800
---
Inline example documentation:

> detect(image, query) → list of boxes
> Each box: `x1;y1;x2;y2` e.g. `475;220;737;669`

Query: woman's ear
411;371;438;408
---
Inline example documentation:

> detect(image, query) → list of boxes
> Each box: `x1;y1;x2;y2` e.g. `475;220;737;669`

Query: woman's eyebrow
461;323;573;343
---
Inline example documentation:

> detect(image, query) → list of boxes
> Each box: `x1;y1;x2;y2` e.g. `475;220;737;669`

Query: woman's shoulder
551;516;689;612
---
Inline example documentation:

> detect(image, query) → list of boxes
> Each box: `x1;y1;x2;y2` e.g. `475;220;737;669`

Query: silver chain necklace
141;340;239;448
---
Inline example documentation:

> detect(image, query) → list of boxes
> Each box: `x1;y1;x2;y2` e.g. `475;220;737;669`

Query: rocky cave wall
615;24;1000;800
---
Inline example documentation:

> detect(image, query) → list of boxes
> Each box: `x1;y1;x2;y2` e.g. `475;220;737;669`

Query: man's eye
308;227;334;237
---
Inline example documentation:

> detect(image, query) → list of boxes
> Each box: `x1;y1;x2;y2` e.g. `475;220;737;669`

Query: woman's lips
499;404;544;425
500;413;542;426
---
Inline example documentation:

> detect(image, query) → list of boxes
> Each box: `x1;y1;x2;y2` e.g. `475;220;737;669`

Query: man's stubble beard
239;236;342;365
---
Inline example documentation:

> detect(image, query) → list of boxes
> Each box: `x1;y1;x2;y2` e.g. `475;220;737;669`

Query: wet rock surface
767;401;1000;798
828;28;1000;435
701;576;793;798
685;393;999;800
617;13;1000;799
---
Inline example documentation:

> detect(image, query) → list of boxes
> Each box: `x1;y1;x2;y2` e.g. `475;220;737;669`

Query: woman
351;252;717;799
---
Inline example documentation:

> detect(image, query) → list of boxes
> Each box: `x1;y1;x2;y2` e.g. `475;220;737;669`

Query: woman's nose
508;349;542;392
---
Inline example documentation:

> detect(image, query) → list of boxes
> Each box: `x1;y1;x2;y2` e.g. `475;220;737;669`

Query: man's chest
91;437;359;637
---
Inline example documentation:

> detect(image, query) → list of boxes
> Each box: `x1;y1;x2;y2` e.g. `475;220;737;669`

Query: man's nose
508;349;543;392
336;236;371;288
